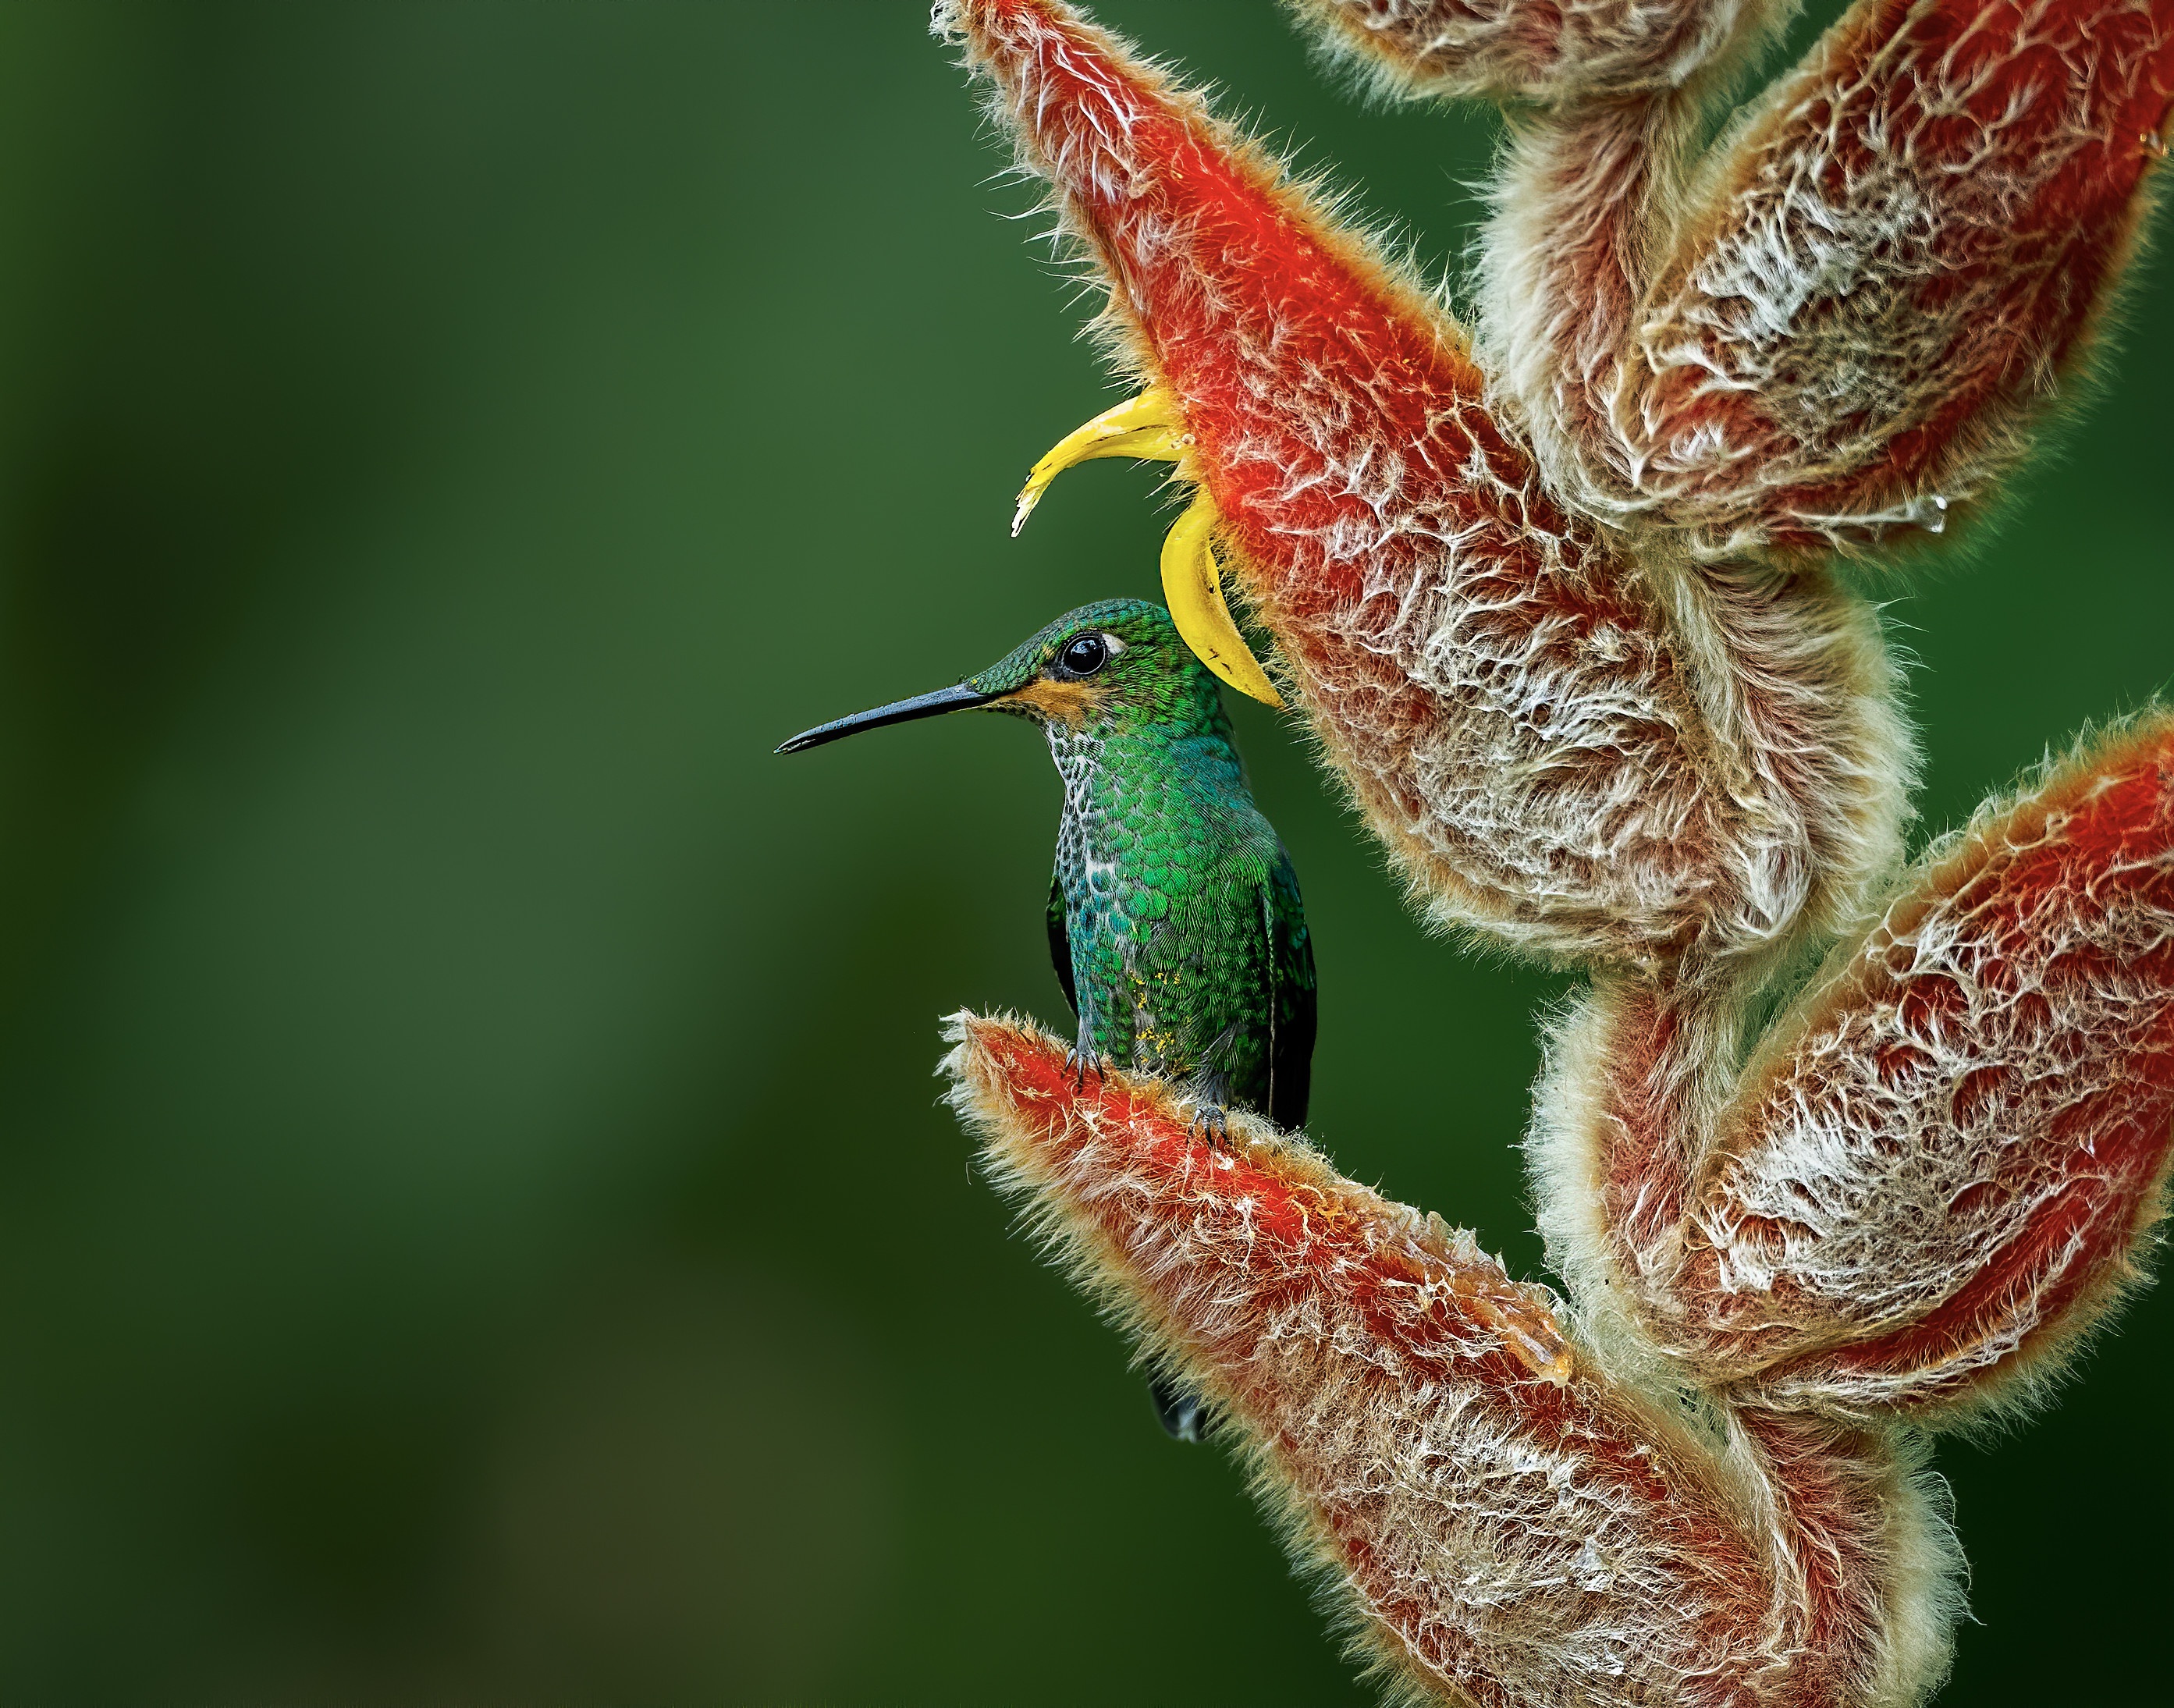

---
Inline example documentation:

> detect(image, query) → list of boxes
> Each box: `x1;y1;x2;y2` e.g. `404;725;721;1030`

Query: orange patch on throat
1001;677;1105;726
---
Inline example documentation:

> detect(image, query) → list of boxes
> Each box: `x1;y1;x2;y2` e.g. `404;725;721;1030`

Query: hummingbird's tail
1148;1372;1213;1445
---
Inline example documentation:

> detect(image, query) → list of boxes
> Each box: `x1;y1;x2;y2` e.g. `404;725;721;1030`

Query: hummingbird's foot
1185;1067;1234;1144
1064;1046;1105;1092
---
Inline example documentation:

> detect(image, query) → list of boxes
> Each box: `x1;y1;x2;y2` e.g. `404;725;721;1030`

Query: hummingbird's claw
1189;1103;1231;1145
1064;1046;1106;1092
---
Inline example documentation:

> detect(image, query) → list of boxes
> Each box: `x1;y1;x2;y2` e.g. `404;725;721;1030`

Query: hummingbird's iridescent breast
1046;714;1268;1079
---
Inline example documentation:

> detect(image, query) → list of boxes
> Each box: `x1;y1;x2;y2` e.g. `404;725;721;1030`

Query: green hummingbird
780;598;1317;1440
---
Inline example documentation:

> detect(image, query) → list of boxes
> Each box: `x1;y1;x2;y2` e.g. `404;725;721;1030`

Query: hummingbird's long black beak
776;682;997;754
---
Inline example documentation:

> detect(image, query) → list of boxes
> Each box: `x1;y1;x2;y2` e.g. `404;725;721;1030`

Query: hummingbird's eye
1060;634;1109;676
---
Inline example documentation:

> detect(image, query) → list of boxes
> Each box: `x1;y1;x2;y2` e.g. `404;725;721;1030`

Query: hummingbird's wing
1265;849;1316;1132
1046;872;1078;1018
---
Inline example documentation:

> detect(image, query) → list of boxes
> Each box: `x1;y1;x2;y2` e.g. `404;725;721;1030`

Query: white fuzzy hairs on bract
922;3;2174;1703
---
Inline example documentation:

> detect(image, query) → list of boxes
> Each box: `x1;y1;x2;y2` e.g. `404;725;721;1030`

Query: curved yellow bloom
1014;386;1281;706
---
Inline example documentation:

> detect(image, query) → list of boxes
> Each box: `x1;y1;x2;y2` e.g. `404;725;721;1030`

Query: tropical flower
932;4;2174;1701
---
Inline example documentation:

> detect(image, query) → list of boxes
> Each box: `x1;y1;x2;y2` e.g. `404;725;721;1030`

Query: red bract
929;2;2174;1701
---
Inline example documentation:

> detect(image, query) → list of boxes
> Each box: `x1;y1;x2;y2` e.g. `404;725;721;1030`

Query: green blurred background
0;2;2163;1701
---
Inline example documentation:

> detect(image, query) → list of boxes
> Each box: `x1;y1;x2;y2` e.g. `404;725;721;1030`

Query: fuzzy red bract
1690;719;2174;1415
1632;0;2174;553
956;1015;1573;1390
950;1016;1799;1708
950;0;1924;971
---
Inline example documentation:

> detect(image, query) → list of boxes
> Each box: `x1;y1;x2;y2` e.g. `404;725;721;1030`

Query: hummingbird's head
776;599;1224;755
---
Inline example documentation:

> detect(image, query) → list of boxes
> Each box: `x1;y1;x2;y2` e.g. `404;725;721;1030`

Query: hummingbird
780;598;1317;1440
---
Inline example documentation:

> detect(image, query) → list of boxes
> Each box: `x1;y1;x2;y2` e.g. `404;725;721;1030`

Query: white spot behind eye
1103;633;1128;656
